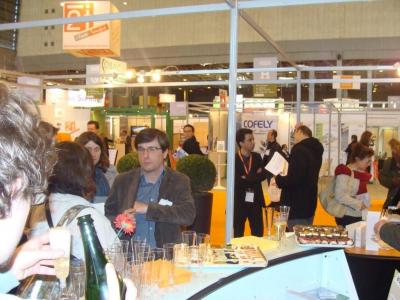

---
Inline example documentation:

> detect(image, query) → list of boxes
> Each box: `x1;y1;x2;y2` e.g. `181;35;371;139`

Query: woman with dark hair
76;131;117;202
334;143;374;226
378;138;400;208
28;142;117;261
360;130;373;147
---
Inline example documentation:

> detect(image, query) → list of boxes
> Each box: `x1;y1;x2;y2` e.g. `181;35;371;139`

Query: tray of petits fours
208;244;268;268
293;225;354;248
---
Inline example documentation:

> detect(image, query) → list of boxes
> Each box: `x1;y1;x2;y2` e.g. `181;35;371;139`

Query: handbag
268;177;282;203
319;170;355;218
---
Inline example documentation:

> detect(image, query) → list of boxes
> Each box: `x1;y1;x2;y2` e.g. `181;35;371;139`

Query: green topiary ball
116;152;140;173
176;154;216;192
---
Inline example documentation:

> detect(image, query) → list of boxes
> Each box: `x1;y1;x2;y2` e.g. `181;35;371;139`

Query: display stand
213;150;227;190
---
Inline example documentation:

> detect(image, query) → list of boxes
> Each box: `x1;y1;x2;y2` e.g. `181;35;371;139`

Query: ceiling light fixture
394;62;400;76
137;70;145;83
151;69;161;82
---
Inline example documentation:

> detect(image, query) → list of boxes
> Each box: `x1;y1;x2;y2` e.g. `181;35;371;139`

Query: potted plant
176;154;216;234
116;152;140;173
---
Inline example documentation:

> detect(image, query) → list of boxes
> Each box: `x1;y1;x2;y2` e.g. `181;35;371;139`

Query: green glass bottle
77;214;125;300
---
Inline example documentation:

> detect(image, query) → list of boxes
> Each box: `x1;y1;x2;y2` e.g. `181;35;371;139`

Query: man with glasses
105;128;196;248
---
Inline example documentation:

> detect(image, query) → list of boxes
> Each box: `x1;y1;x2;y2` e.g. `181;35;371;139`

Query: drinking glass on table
265;207;275;239
196;233;210;263
70;259;85;300
49;227;71;300
182;230;197;246
163;243;176;286
273;211;287;247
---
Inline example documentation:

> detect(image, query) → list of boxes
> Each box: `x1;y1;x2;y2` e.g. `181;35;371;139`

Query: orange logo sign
64;2;94;32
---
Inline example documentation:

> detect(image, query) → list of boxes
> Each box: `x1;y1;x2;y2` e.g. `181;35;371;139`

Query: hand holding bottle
106;263;137;300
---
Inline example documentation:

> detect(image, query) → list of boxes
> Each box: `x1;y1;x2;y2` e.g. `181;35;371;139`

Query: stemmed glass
273;206;290;248
49;227;71;300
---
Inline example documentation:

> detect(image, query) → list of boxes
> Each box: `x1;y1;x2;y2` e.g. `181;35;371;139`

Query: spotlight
125;70;135;79
151;69;161;82
137;70;145;83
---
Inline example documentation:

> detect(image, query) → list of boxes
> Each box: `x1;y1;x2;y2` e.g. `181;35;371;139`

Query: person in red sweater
334;143;374;227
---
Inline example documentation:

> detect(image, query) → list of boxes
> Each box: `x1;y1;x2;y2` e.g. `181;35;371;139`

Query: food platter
207;244;268;268
293;225;354;248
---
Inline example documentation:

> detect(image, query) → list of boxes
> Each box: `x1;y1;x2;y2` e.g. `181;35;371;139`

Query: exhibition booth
2;1;400;299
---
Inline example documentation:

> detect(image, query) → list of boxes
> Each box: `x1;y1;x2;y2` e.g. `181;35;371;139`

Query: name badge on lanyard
245;191;255;203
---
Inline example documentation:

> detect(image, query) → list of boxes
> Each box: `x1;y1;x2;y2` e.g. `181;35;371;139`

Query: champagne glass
265;207;274;239
273;211;287;248
49;227;71;300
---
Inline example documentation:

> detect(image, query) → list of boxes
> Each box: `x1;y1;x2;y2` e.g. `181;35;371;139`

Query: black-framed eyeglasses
137;146;162;154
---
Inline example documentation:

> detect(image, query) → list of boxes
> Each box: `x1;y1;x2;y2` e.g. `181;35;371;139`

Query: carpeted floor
209;178;388;246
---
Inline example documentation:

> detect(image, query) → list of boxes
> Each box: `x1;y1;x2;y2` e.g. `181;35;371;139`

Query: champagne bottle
77;214;125;300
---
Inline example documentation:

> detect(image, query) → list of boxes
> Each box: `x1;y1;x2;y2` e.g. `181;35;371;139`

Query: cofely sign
241;113;278;154
242;120;274;129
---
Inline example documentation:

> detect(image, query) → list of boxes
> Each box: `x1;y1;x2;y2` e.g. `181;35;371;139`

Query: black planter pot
187;191;213;234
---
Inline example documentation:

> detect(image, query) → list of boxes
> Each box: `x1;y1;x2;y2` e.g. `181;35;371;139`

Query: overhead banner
241;112;278;154
332;75;361;90
63;1;120;57
159;94;176;103
68;89;105;107
253;57;278;97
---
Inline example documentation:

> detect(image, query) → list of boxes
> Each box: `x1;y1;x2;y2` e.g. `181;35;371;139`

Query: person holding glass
0;84;66;295
333;143;374;227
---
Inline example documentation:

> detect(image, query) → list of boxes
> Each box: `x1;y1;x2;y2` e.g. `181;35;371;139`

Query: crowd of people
1;81;399;297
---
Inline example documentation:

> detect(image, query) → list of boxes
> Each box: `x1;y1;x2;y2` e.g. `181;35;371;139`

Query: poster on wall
241;112;278;155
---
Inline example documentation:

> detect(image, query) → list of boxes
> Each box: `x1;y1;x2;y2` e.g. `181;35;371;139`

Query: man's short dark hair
183;124;195;133
87;120;99;129
49;141;95;199
134;128;170;152
270;129;277;139
295;125;312;138
236;128;253;147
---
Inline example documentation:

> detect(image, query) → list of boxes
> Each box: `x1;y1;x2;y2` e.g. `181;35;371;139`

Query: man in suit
234;128;267;237
275;125;324;231
105;128;195;248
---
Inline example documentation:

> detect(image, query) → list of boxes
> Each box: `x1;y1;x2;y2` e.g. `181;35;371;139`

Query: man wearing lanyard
234;128;268;237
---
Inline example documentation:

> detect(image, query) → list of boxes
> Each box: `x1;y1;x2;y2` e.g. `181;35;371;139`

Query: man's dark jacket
235;152;267;208
275;137;324;219
105;167;196;247
182;136;203;155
